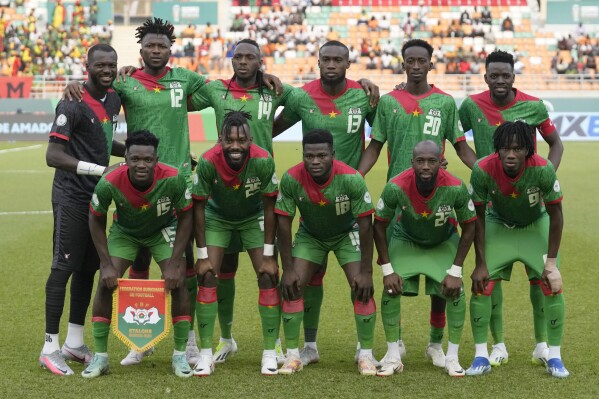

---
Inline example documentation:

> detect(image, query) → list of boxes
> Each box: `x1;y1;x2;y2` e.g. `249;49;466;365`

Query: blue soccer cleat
547;358;570;378
465;357;492;376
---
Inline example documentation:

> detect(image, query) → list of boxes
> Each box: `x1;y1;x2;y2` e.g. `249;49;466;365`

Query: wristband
76;161;105;176
196;247;208;260
446;264;463;278
263;244;275;257
381;263;394;276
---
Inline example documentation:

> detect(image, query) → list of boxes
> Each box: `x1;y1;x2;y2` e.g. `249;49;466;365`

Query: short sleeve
469;162;488;205
260;158;278;196
188;81;212;112
277;84;296;106
281;90;302;126
49;100;80;142
444;99;465;145
540;162;562;204
374;182;399;221
350;173;375;218
192;157;215;200
274;173;297;217
370;95;391;144
458;98;473;134
90;178;113;216
454;182;477;223
174;174;193;212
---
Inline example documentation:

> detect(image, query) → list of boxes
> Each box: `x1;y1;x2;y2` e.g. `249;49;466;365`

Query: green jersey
113;67;206;180
281;79;376;169
371;86;465;180
470;153;562;227
90;163;192;238
459;89;557;158
189;79;294;155
192;144;278;220
275;160;374;239
375;168;476;246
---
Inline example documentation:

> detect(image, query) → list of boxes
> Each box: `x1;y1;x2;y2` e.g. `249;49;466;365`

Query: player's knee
201;272;218;287
46;268;71;291
307;271;325;287
257;272;277;289
221;253;240;273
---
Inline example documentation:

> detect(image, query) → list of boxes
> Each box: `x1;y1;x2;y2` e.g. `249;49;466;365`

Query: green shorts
388;233;459;297
485;215;560;281
205;213;263;250
292;224;361;267
108;221;178;263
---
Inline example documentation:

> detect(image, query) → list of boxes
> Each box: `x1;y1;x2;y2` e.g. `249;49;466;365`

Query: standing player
459;50;564;367
40;44;123;376
83;130;193;378
373;140;476;377
276;129;377;375
358;39;477;368
272;40;378;366
188;39;293;363
191;111;280;376
466;121;568;378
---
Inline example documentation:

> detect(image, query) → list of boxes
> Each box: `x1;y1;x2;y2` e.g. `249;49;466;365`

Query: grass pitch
0;140;596;398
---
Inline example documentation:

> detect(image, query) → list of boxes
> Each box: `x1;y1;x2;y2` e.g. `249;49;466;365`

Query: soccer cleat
465;357;492;376
275;340;286;366
193;354;215;377
61;343;93;366
376;357;404;377
445;357;466;377
378;341;407;365
299;346;320;366
81;354;109;378
39;350;74;376
278;354;303;375
186;342;201;367
357;353;378;376
214;338;238;364
425;344;446;368
120;347;155;366
546;358;570;378
172;354;193;378
354;345;382;367
531;346;549;366
489;345;509;367
261;352;278;375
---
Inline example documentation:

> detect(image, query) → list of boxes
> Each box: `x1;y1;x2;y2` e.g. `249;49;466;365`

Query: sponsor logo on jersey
246;176;261;184
335;194;349;202
262;94;273;102
526;186;540;195
169;82;182;89
438;204;452;213
348;107;362;115
56;114;67;126
514;118;527;124
428;108;442;117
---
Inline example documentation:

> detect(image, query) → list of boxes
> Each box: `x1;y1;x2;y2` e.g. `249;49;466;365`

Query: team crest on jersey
169;82;182;89
56;114;67;126
348;107;362;115
428;108;442;117
156;197;172;216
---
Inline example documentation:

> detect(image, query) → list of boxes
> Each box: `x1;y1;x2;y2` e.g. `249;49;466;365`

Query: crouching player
191;110;280;376
84;130;193;378
276;129;378;375
466;121;569;378
373;140;476;377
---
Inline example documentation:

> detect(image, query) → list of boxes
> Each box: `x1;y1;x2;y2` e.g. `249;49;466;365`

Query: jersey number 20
423;115;441;136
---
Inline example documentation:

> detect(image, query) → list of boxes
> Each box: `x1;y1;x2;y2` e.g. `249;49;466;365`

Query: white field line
0;170;51;173
0;208;115;216
0;144;43;154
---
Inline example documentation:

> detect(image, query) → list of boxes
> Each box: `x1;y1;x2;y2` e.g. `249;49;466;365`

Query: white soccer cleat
425;344;446;368
61;343;93;366
378;340;406;365
214;338;238;364
81;354;109;379
186;342;201;367
376;357;404;377
489;345;509;367
532;345;549;366
299;346;320;366
357;353;378;376
261;351;278;375
120;347;154;366
445;357;466;377
172;353;193;378
193;354;215;377
278;354;303;375
39;350;74;376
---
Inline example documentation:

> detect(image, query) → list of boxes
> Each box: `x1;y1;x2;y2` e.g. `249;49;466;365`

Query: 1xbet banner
112;279;171;352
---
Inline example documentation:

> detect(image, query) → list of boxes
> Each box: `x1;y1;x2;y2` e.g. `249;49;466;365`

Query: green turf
0;141;596;398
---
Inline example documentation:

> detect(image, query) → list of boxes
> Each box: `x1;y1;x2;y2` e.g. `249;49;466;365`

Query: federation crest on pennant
112;279;171;352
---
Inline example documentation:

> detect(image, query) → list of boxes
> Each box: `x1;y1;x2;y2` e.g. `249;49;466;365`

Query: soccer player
373;140;476;377
191;111;280;376
459;50;564;367
276;129;377;375
272;40;379;366
83;130;193;378
187;39;292;363
358;39;477;367
466;121;568;378
40;43;123;376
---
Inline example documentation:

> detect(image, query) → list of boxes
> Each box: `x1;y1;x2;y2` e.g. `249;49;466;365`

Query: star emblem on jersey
412;109;420;117
233;184;240;190
153;86;161;93
328;111;337;118
102;117;109;125
510;192;519;199
420;211;429;218
319;200;327;206
140;203;151;211
495;122;502;126
240;95;248;102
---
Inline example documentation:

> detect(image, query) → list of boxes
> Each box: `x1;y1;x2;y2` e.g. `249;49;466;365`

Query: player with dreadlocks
191;110;281;376
467;121;569;378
